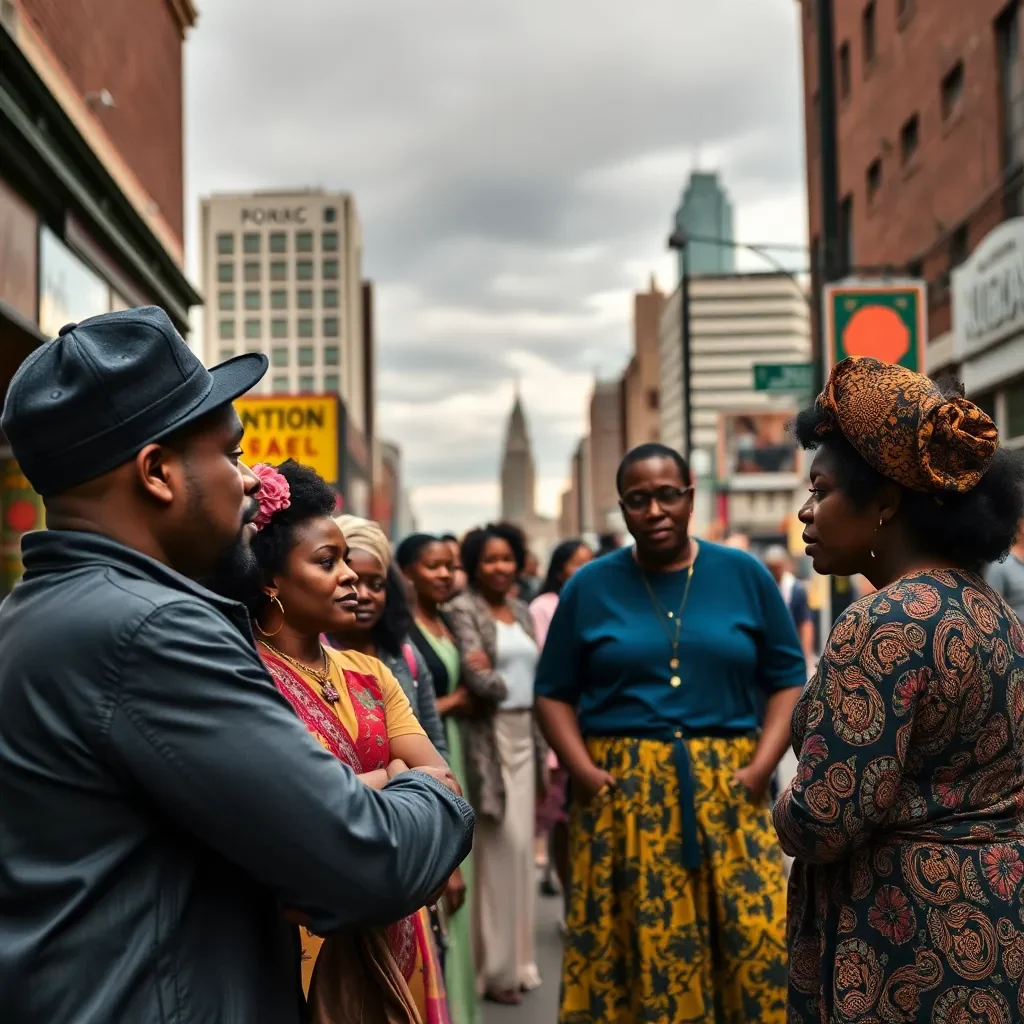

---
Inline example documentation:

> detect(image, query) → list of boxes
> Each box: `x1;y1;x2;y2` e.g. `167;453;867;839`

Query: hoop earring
870;517;883;560
256;595;285;637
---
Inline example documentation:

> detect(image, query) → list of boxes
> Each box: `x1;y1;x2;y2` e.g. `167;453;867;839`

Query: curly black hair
461;522;527;585
539;538;588;597
241;459;338;618
794;404;1024;572
395;532;440;570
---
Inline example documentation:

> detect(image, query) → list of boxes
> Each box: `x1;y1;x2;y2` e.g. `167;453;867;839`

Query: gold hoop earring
256;595;285;637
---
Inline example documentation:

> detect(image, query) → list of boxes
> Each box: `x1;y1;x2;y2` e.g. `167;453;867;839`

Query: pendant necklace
637;542;698;688
258;639;341;704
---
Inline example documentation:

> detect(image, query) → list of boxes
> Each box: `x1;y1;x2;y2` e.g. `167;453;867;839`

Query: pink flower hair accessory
251;464;291;530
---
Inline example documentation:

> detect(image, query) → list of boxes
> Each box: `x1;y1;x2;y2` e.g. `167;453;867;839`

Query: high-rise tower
500;388;536;526
674;171;735;277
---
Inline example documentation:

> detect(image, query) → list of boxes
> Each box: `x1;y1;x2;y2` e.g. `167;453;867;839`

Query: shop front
0;26;200;592
951;216;1024;441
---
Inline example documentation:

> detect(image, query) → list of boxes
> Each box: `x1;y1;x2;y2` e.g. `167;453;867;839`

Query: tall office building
500;391;536;525
199;190;367;435
674;171;735;277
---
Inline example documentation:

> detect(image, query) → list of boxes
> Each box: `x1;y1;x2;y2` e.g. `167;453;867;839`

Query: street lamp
666;228;692;461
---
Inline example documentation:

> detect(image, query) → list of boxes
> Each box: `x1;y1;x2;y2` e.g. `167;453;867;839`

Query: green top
422;628;461;690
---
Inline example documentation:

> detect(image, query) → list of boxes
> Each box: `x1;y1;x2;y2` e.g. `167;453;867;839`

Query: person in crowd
530;538;593;899
440;533;468;597
535;441;804;1024
775;357;1024;1023
518;550;542;603
596;532;622;558
448;523;547;1006
398;532;482;1024
241;461;457;1022
0;308;472;1024
763;544;816;667
723;529;750;551
333;517;479;1024
985;515;1024;620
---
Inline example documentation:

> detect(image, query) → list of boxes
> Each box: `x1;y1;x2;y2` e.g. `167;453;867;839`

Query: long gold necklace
258;639;341;704
637;544;698;689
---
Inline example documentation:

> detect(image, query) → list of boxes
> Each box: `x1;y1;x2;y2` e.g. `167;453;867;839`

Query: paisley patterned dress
773;569;1024;1024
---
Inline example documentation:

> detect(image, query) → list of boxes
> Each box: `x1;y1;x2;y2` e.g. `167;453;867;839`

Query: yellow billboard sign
235;395;340;483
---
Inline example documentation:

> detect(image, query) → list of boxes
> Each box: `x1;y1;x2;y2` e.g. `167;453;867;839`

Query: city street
483;887;562;1024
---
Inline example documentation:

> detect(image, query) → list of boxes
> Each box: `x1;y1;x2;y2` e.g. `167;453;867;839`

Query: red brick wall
799;0;1021;338
18;0;186;244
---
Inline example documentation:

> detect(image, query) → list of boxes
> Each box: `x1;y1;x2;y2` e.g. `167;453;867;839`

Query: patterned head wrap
335;515;391;573
815;357;998;494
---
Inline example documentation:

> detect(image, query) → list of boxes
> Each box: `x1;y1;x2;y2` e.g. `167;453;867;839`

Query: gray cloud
186;0;807;529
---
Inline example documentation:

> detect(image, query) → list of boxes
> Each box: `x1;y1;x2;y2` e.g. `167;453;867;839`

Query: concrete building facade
588;380;626;537
623;278;664;450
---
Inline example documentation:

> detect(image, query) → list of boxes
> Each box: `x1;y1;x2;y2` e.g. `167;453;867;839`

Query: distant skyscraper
674;171;735;277
500;389;536;525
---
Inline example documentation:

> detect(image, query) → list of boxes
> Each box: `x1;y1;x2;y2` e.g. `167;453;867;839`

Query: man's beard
202;533;263;609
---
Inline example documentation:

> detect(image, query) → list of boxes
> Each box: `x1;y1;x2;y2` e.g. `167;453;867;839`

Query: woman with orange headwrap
775;357;1024;1023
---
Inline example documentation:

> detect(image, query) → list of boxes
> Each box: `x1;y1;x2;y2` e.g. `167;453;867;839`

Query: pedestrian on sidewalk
777;357;1024;1023
536;442;803;1024
0;308;473;1024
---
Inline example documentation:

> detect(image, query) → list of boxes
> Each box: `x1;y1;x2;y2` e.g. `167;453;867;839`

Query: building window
900;114;919;165
296;259;314;281
866;158;883;203
269;232;287;254
244;290;261;311
862;2;876;71
323;317;339;338
322;230;339;252
270;260;287;282
972;390;996;423
838;42;851;100
646;388;659;411
998;3;1024;171
1007;380;1024;440
949;223;969;269
245;319;262;340
839;194;854;273
297;289;314;309
217;262;234;283
271;318;288;339
218;291;235;311
941;62;964;120
243;233;260;255
218;347;236;362
272;374;289;392
324;374;340;392
297;319;314;339
271;347;289;367
324;206;337;223
244;261;260;283
296;231;313;253
322;259;339;280
298;346;315;367
323;288;339;309
324;345;340;366
216;233;234;255
298;374;315;393
270;289;287;310
218;319;235;340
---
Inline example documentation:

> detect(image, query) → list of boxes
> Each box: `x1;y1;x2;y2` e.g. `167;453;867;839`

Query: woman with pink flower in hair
242;459;457;1024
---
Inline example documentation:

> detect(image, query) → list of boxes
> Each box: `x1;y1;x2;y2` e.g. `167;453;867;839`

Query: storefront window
38;228;111;337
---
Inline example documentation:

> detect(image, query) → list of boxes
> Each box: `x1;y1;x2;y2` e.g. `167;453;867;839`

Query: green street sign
824;278;927;373
753;362;814;394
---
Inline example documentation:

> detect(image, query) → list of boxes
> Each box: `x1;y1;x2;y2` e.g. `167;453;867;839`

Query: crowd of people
3;306;1024;1024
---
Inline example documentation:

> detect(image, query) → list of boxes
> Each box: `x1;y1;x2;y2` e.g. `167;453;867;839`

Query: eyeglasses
621;486;694;512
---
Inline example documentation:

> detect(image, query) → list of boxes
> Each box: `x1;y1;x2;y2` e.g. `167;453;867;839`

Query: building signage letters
953;217;1024;360
233;395;340;483
240;207;308;226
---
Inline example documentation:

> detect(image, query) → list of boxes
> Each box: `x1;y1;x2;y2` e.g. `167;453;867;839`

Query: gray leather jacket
0;531;474;1024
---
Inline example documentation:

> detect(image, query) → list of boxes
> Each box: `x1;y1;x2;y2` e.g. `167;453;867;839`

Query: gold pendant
670;675;681;688
667;611;674;619
670;658;679;669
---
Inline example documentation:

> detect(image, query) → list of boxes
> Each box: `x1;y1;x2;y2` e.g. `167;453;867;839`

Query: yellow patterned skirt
559;734;788;1024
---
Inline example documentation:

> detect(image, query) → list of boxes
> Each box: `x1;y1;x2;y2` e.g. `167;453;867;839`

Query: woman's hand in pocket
576;764;616;804
732;764;773;802
444;867;467;915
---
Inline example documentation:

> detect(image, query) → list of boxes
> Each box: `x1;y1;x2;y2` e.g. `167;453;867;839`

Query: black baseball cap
1;306;268;496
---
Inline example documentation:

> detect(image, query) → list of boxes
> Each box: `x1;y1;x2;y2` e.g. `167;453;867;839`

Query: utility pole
667;230;692;461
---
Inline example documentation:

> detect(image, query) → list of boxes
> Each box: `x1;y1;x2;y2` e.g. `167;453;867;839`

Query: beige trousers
474;710;539;994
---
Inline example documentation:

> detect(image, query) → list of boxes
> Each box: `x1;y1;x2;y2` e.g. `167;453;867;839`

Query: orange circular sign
841;304;910;364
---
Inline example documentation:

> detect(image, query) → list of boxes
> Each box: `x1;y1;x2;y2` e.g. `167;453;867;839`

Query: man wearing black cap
0;308;475;1024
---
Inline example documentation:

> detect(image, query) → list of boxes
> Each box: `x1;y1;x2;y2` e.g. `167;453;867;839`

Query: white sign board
952;217;1024;361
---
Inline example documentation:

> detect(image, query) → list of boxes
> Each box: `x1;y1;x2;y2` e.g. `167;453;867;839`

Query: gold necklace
637;547;698;689
258;639;341;704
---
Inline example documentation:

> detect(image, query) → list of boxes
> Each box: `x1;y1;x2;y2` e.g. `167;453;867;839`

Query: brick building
622;277;663;450
0;0;200;590
799;0;1024;433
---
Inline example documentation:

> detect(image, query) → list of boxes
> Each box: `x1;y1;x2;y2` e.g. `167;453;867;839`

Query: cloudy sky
185;0;808;534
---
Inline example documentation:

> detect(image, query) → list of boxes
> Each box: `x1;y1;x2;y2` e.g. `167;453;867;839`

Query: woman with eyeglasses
535;442;806;1024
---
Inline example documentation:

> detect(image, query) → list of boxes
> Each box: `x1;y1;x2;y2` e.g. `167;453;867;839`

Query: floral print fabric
773;570;1024;1023
815;357;997;493
561;734;788;1024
